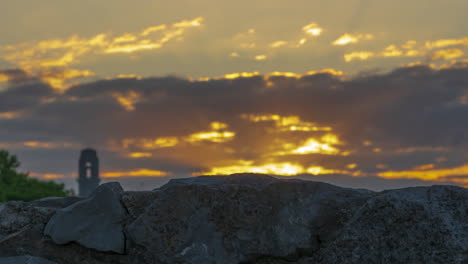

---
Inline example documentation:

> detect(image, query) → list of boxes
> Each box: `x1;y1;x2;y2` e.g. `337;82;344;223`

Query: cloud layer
1;63;467;188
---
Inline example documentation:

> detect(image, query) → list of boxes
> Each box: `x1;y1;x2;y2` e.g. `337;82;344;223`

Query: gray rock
1;174;467;264
303;185;468;264
44;182;127;254
0;255;58;264
121;191;160;219
30;197;84;209
127;174;372;263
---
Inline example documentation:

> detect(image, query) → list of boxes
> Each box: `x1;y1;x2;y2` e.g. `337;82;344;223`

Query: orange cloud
102;169;170;177
22;141;79;149
30;172;66;180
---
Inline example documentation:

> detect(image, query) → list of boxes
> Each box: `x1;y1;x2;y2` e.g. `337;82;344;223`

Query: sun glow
195;161;345;176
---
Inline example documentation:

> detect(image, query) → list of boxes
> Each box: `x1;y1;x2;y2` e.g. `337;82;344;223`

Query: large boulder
1;174;467;264
126;174;372;263
30;197;83;209
44;182;127;254
306;185;468;264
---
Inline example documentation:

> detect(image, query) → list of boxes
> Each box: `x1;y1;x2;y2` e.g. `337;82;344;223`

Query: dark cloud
1;64;468;189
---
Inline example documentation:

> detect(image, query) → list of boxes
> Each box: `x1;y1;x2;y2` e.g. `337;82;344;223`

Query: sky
1;0;468;191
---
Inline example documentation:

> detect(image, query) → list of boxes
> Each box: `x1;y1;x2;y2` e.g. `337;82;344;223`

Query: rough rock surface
0;174;467;264
44;182;127;254
0;255;58;264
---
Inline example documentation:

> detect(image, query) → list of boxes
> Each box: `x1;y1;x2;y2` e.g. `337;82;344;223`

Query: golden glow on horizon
378;164;468;181
102;169;170;177
30;172;66;180
254;55;267;61
332;33;373;46
23;141;77;149
195;161;345;176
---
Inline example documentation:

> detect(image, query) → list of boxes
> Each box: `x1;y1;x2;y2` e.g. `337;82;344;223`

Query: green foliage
0;150;71;202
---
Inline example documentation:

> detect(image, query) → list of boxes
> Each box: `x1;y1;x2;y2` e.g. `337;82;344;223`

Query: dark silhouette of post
78;148;100;197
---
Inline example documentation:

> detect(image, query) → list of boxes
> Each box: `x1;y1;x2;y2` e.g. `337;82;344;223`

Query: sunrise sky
1;0;468;190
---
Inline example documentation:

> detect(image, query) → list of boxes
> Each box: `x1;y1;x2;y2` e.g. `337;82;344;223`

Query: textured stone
1;174;467;264
126;174;371;263
0;255;58;264
44;182;127;254
30;197;83;209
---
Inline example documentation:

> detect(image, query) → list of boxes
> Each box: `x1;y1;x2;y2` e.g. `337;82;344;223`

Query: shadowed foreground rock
0;174;467;264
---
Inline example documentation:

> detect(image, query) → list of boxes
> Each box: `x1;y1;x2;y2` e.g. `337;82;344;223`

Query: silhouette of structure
78;148;100;197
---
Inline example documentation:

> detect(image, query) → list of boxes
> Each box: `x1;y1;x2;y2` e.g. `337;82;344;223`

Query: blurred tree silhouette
0;150;71;202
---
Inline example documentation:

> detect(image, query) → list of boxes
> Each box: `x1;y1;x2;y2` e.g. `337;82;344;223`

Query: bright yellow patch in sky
332;33;373;46
274;134;342;156
344;51;375;62
431;48;464;60
223;72;260;79
196;161;345;176
128;152;153;159
302;22;323;36
186;131;235;143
